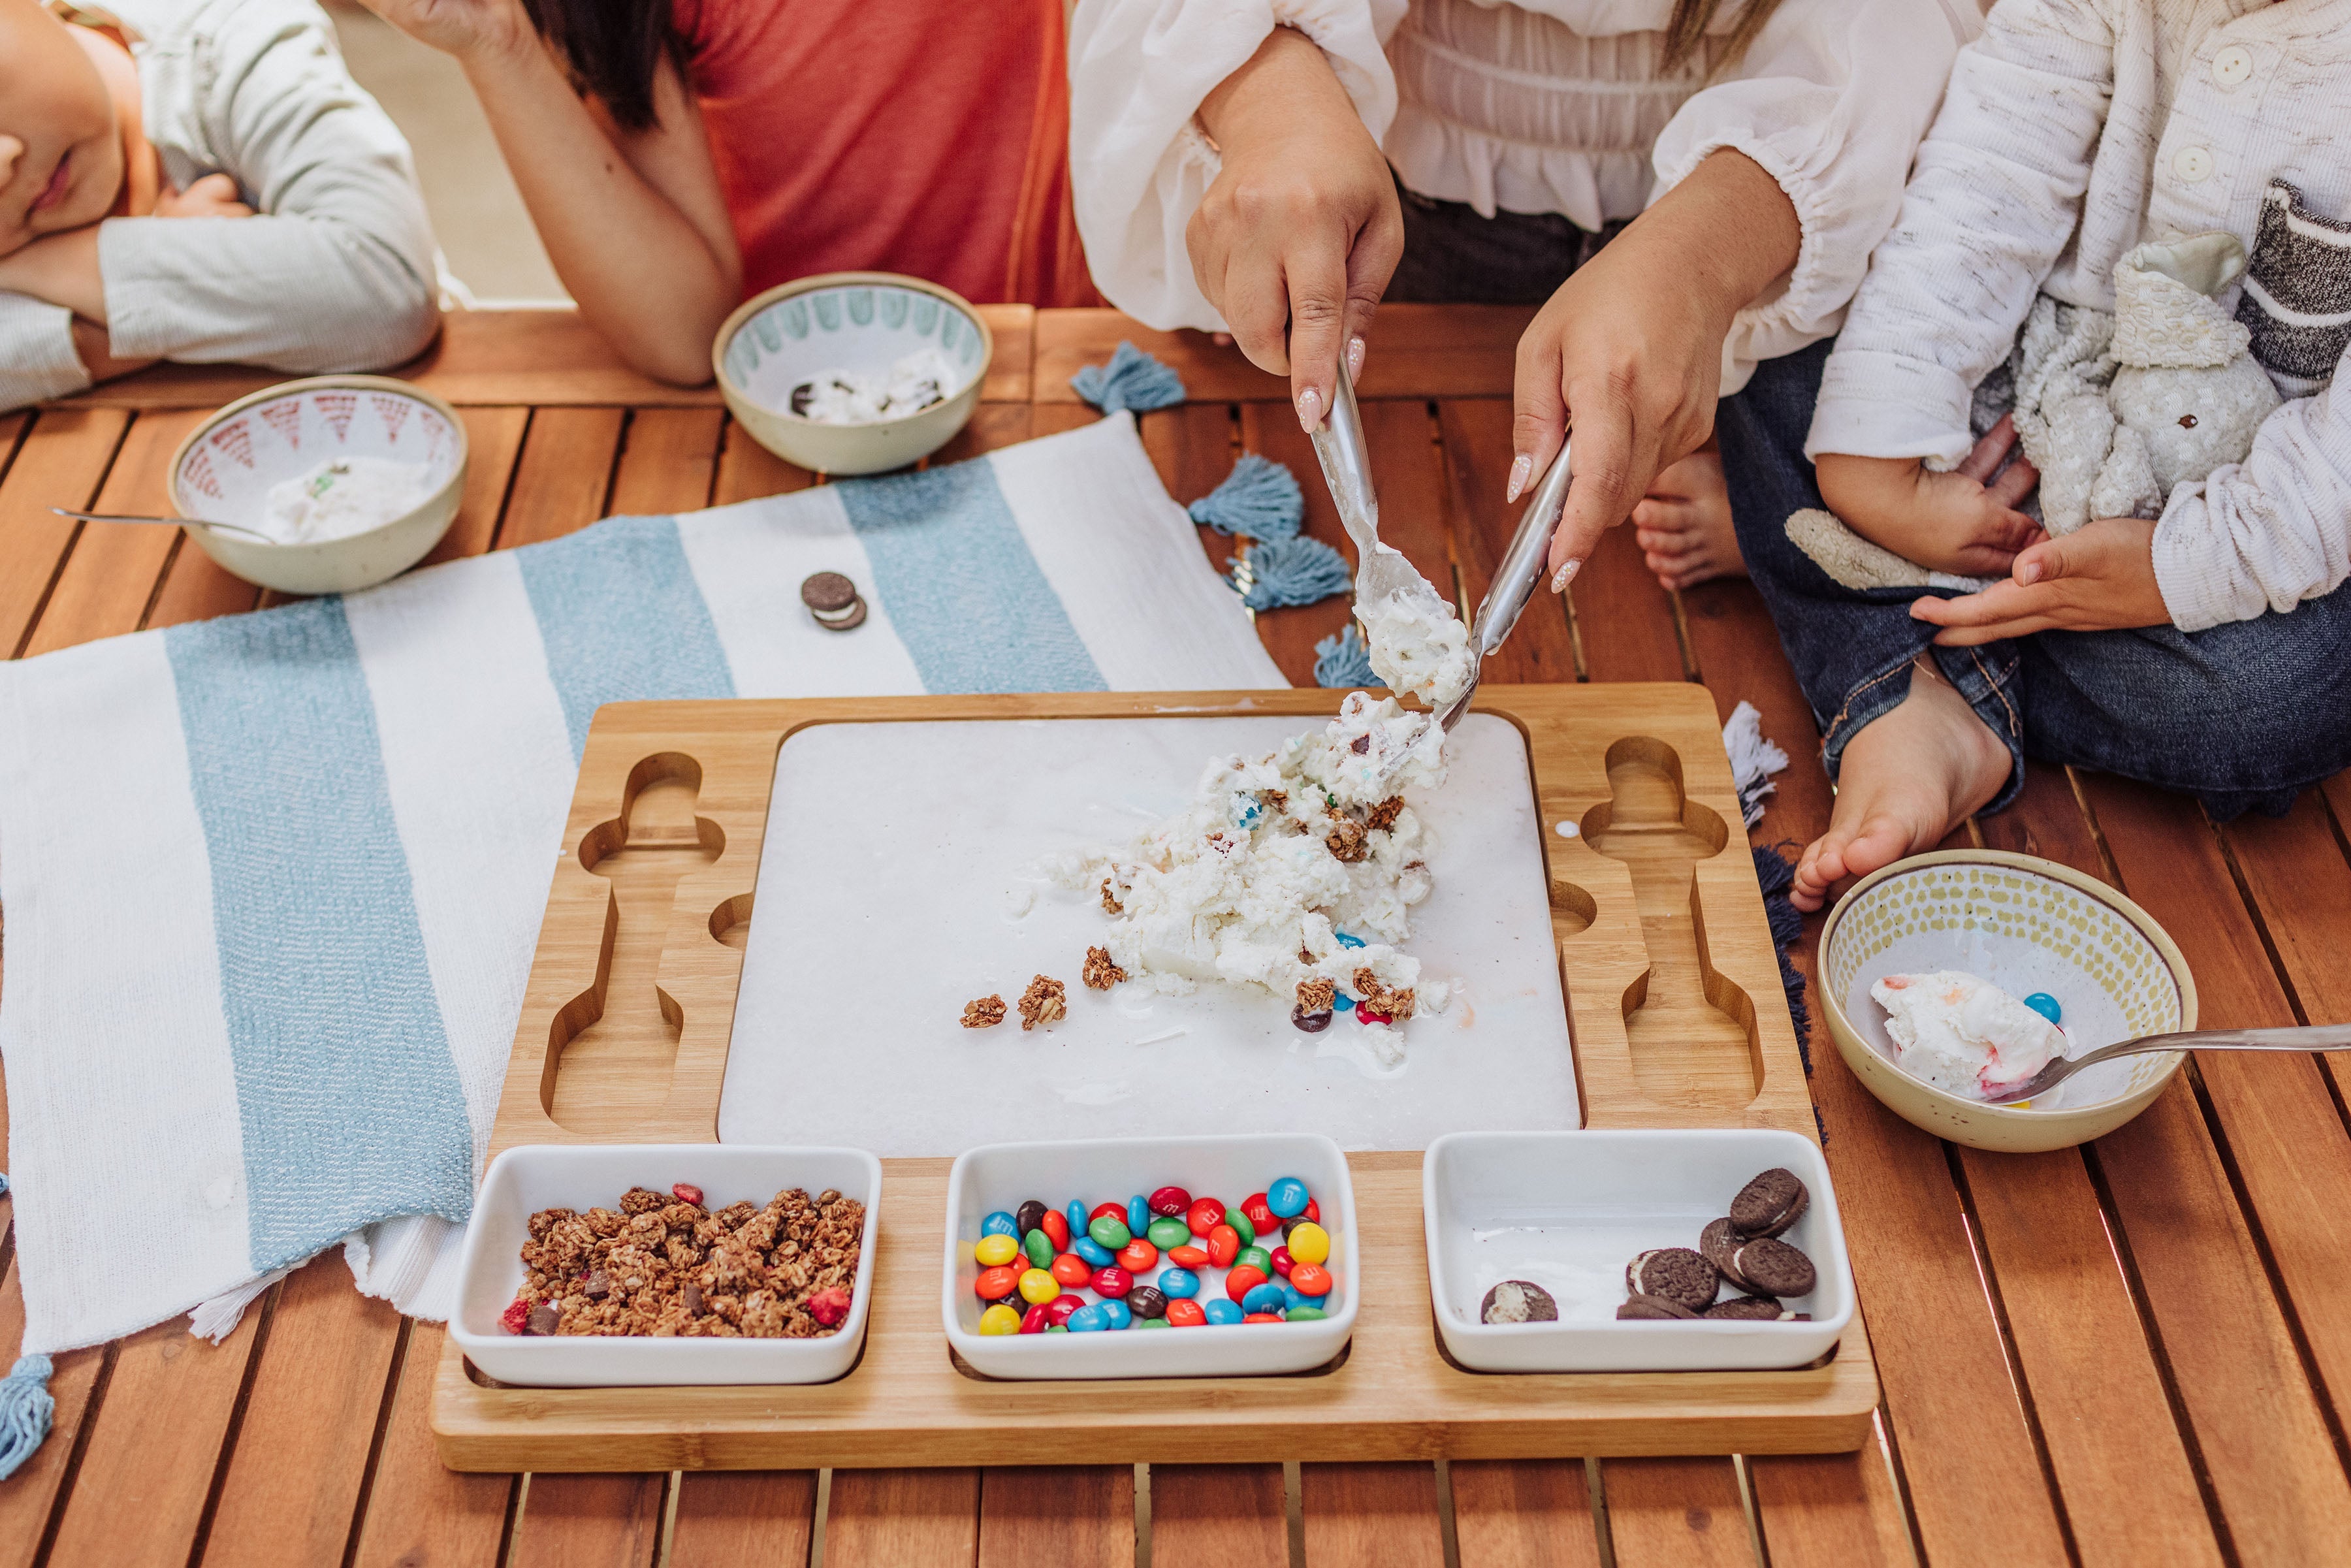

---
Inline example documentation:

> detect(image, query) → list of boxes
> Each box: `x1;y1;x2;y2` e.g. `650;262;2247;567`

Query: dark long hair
520;0;684;132
1662;0;1784;72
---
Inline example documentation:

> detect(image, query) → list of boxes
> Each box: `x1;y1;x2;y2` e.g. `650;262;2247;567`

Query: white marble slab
719;714;1576;1154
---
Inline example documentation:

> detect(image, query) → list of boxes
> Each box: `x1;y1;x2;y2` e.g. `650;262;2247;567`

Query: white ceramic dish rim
1421;1128;1855;1351
940;1132;1360;1369
166;374;468;555
1817;849;2196;1120
449;1143;882;1373
714;272;991;428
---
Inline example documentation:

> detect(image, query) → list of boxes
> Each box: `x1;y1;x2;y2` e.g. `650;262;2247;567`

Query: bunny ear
2113;238;2252;370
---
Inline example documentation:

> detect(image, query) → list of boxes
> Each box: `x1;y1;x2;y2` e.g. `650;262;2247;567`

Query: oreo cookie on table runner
1729;1167;1808;1239
1623;1247;1718;1313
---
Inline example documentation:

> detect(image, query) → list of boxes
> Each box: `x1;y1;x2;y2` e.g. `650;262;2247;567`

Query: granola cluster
961;994;1006;1029
1081;945;1127;991
1352;967;1416;1023
506;1183;863;1338
1017;974;1067;1030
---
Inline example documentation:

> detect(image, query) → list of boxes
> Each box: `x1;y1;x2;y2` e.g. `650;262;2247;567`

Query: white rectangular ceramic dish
1424;1130;1851;1373
944;1134;1357;1379
451;1144;881;1387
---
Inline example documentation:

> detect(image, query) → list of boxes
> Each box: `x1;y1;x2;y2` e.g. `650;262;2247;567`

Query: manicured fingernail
1346;336;1366;381
2017;560;2043;584
1296;385;1322;433
1507;453;1533;502
1550;558;1580;594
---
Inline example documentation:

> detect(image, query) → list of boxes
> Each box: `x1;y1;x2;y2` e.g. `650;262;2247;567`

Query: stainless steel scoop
1307;366;1445;620
1435;440;1571;731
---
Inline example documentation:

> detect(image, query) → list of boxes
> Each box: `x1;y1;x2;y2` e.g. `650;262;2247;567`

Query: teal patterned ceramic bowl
714;272;990;476
1819;850;2196;1153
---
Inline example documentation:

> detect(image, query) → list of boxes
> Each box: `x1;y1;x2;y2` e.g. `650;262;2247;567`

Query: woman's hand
353;0;532;61
1910;516;2171;643
1192;26;1401;432
1815;415;2043;577
1516;150;1800;588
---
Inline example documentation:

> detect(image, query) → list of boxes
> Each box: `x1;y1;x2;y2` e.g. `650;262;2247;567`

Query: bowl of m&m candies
942;1134;1357;1379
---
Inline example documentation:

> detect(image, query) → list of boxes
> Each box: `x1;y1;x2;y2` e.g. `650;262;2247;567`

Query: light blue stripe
514;516;736;758
164;599;475;1272
834;460;1106;694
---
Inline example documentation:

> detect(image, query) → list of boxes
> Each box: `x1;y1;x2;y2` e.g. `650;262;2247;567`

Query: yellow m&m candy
1017;1268;1060;1305
978;1303;1023;1336
974;1232;1020;1268
1286;1221;1330;1266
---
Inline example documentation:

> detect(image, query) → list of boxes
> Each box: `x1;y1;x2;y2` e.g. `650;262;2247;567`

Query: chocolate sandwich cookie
1729;1236;1816;1299
1729;1168;1809;1239
1480;1280;1559;1324
801;570;868;632
1617;1294;1700;1320
1700;1217;1763;1293
1702;1296;1789;1321
1625;1247;1718;1313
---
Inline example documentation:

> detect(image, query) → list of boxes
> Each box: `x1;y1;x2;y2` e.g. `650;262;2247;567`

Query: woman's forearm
457;39;739;385
1633;148;1801;334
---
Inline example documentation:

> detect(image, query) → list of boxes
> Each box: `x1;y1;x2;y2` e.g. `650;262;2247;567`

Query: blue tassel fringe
1313;624;1385;690
1189;454;1302;540
1228;536;1352;611
1070;342;1187;415
0;1356;53;1482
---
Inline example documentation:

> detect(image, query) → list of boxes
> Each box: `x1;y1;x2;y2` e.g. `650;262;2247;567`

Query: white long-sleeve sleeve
0;296;90;413
1650;0;1977;392
1804;0;2124;465
1068;0;1405;333
2154;337;2351;631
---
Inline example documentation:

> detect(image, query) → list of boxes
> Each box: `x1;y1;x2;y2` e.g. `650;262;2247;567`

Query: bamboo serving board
434;686;1878;1469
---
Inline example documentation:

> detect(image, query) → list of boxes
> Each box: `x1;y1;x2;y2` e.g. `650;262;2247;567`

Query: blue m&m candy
1266;1177;1310;1219
1066;1304;1108;1332
1158;1267;1200;1300
1202;1298;1244;1325
1127;1194;1152;1235
2023;992;2063;1024
981;1210;1019;1238
1098;1298;1133;1330
1072;1234;1114;1268
1241;1281;1290;1315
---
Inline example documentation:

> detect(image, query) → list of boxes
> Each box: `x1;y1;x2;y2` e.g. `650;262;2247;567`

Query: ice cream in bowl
170;375;468;595
1818;850;2196;1153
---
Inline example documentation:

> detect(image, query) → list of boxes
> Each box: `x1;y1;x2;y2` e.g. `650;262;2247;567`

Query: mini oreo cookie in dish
1623;1247;1718;1313
1729;1236;1817;1299
1617;1294;1700;1320
1729;1168;1808;1239
1480;1280;1558;1325
800;570;867;632
1699;1217;1763;1294
1703;1296;1796;1322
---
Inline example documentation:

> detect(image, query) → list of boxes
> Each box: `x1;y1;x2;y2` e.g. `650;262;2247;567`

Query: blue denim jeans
1719;338;2351;820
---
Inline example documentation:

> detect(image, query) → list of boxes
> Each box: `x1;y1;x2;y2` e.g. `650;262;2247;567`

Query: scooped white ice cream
1872;970;2068;1100
259;456;434;543
791;347;961;424
1360;586;1473;710
1048;693;1453;1040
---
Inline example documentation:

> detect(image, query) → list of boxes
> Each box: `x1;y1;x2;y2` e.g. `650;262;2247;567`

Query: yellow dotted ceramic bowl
1818;850;2195;1153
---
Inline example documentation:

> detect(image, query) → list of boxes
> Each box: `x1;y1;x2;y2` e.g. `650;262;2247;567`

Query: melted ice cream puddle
1872;970;2069;1100
1046;694;1456;1056
259;456;434;543
791;347;961;424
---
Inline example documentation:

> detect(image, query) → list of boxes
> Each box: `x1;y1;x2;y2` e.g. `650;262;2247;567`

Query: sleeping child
0;0;440;413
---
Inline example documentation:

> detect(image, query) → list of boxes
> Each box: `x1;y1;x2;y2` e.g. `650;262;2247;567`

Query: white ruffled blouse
1069;0;1983;392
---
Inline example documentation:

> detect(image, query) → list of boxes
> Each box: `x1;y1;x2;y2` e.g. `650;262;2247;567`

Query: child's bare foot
1791;660;2011;912
1633;448;1744;591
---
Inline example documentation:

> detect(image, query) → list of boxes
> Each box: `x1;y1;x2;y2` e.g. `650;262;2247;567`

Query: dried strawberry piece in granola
671;1183;705;1208
500;1297;533;1335
806;1287;853;1328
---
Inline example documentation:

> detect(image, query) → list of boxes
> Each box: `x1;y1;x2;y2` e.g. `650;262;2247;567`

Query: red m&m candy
1089;1200;1127;1222
1242;1192;1279;1233
1149;1186;1191;1216
1091;1265;1134;1298
1046;1294;1088;1326
1049;1253;1093;1287
1270;1246;1294;1277
1224;1264;1270;1302
1019;1303;1051;1334
1207;1224;1241;1268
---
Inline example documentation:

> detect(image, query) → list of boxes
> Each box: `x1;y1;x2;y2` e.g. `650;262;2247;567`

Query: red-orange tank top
673;0;1100;308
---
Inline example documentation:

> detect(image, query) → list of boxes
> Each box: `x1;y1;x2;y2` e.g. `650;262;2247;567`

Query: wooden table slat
711;417;815;506
1032;306;1533;404
508;1472;667;1568
1149;1462;1290;1568
0;1259;108;1568
1449;1458;1603;1568
821;1467;981;1568
0;409;132;660
2216;789;2351;1127
1598;1457;1753;1568
1437;400;1578;684
1567;519;1688;685
976;1465;1134;1567
494;408;630;550
666;1471;817;1568
422;407;534;566
1237;401;1358;686
347;1323;515;1568
1747;1449;1916;1568
1300;1461;1448;1568
20;410;208;657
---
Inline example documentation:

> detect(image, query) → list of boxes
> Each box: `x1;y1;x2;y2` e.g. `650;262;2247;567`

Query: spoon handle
2076;1023;2351;1069
50;507;275;543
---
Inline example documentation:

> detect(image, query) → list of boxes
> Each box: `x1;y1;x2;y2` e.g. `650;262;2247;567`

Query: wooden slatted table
2;306;2348;1566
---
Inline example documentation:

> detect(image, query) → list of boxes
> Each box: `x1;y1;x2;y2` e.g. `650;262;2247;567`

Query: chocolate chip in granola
683;1283;706;1318
583;1269;611;1300
526;1302;560;1336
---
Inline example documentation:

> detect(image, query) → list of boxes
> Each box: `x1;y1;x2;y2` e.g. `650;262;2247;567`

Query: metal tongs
1307;366;1572;730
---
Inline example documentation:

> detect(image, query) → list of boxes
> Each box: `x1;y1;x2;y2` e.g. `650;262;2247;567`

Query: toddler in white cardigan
0;0;439;413
1804;0;2351;638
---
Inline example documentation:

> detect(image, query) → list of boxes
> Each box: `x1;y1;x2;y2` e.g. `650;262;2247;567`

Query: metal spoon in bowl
1979;1022;2351;1105
50;507;277;543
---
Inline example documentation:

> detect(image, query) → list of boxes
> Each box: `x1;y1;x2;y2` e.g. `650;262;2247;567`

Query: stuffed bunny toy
1787;233;2280;592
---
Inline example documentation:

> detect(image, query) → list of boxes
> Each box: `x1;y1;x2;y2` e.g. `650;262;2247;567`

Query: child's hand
356;0;532;62
1910;516;2170;643
1815;415;2044;577
153;175;253;221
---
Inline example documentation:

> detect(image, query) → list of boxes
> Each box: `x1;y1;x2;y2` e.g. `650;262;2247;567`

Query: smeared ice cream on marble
1359;577;1473;709
1045;694;1454;1053
791;347;961;424
1872;970;2068;1100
